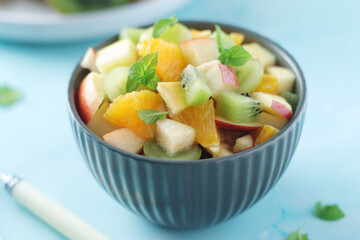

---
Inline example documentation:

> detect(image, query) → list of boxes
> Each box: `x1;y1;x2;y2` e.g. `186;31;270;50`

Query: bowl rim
67;20;307;165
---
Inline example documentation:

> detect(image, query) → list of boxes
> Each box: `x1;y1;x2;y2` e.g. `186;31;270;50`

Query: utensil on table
0;171;110;240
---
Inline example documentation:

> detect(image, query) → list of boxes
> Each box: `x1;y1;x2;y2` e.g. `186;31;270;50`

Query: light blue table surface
1;0;359;239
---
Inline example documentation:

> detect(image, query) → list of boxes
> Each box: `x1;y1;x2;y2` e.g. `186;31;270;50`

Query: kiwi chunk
143;140;202;160
181;64;212;106
281;91;299;111
216;91;263;123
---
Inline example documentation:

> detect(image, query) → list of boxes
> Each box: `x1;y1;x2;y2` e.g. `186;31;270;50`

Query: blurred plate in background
0;0;191;43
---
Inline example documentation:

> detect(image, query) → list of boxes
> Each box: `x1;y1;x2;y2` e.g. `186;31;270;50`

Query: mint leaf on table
0;86;21;106
152;16;178;38
315;201;345;220
137;109;168;124
287;229;309;240
215;25;251;67
126;51;160;93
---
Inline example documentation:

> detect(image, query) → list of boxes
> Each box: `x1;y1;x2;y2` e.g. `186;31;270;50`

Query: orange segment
190;29;212;39
171;99;220;155
254;74;279;94
137;38;187;82
254;125;279;145
229;32;245;45
104;90;164;140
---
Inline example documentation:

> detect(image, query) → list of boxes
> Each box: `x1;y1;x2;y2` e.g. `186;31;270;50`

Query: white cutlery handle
11;181;110;240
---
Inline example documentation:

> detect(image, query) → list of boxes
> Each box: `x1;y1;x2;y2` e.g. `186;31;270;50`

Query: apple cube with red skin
78;72;105;124
215;116;262;131
179;38;220;67
80;47;98;72
197;60;221;74
203;64;239;97
252;92;293;121
233;134;254;153
103;128;145;154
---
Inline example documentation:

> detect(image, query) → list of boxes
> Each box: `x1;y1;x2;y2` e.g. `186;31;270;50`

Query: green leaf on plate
0;86;21;106
315;201;345;221
287;229;309;240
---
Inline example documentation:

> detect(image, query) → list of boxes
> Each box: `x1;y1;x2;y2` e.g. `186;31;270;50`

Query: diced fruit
155;119;195;155
179;38;220;67
235;58;264;93
229;32;245;45
210;27;236;49
181;64;212;106
104;66;129;101
197;60;221;74
80;47;98;72
171;99;220;155
138;27;153;43
156;82;188;115
255;74;278;94
120;27;146;44
219;129;248;146
254;125;279;145
252;92;293;121
215;116;263;131
103;128;145;154
281;91;299;111
203;63;239;97
266;66;295;92
87;101;119;139
257;112;287;130
243;42;275;68
78;72;105;124
157;23;192;44
233;134;254;152
143;140;201;160
137;38;186;82
104;90;164;139
216;91;263;123
191;29;212;39
218;143;233;157
96;39;137;75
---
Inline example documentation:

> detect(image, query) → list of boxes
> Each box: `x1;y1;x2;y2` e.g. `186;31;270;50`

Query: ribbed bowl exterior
68;22;307;229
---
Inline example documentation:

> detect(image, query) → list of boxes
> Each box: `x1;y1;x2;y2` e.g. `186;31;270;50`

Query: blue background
1;0;359;239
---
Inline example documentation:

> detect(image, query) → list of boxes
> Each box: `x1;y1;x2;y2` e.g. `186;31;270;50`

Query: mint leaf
126;77;141;93
0;86;21;106
215;25;224;53
147;75;160;90
139;51;158;69
219;45;251;67
137;109;168;124
287;229;309;240
152;16;178;38
315;201;345;221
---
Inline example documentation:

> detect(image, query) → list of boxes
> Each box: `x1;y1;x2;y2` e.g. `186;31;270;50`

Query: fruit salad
77;16;299;160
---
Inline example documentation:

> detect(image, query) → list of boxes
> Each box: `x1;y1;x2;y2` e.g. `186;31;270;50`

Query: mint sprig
315;201;345;221
153;16;178;38
137;109;168;124
287;229;309;240
215;25;251;67
126;51;160;93
0;85;21;106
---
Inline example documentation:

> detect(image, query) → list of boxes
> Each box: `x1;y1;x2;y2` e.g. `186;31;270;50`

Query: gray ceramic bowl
67;21;307;229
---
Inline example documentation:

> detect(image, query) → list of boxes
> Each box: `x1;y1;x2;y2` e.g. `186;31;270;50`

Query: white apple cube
87;101;119;138
203;63;239;97
80;47;98;72
78;72;105;124
257;112;287;130
266;66;295;92
103;128;145;154
197;60;221;75
252;92;293;121
233;134;254;153
155;119;195;155
243;42;275;68
96;39;138;75
179;38;220;67
157;82;188;115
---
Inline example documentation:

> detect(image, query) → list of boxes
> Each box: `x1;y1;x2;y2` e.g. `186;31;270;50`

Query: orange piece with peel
104;90;164;140
255;74;279;94
254;124;279;145
137;38;187;82
171;99;220;155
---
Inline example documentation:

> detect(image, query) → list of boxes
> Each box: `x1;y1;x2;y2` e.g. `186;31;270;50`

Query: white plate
0;0;191;43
